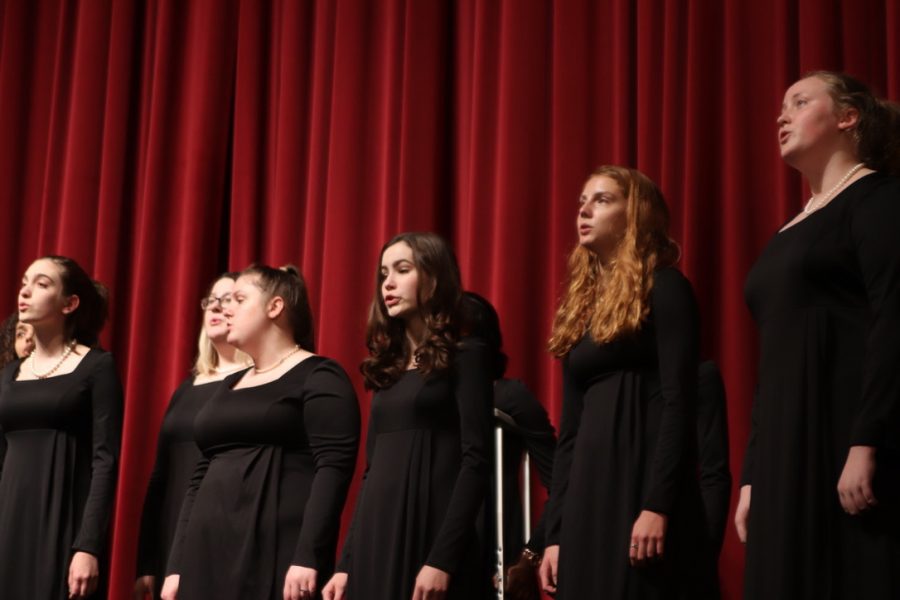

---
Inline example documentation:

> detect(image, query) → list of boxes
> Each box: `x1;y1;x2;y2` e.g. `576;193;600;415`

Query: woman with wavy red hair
324;232;493;600
539;166;717;598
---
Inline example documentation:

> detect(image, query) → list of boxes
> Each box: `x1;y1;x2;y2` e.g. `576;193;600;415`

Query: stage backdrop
0;0;897;598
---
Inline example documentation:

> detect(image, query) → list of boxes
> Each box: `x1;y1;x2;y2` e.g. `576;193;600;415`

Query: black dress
742;172;900;599
338;339;494;600
545;267;718;599
167;356;360;600
0;349;123;599
696;360;731;559
493;378;556;560
135;377;220;597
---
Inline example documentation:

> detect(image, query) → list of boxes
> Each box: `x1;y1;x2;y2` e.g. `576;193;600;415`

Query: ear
267;296;285;320
61;294;80;315
837;106;860;132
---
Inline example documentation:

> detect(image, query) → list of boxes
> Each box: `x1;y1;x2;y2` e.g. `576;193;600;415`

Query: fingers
838;481;878;515
538;556;557;593
629;534;664;566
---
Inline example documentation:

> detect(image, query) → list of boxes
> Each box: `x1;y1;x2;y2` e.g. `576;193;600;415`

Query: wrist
521;547;541;567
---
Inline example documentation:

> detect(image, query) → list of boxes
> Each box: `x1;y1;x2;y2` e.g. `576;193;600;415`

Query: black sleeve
135;379;191;577
495;379;557;490
165;454;209;575
335;409;376;573
544;358;584;545
495;379;557;553
641;269;699;515
848;179;900;449
424;339;493;573
740;385;759;486
696;360;731;557
72;352;124;557
292;360;361;570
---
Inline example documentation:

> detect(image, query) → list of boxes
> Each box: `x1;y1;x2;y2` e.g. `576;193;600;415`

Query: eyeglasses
200;294;233;311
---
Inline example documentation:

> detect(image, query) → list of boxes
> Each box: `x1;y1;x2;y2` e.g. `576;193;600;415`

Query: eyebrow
381;259;414;270
23;272;54;282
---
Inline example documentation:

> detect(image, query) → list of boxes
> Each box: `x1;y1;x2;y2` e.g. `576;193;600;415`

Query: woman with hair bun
0;255;123;599
323;232;493;600
737;71;900;598
538;167;717;599
161;264;359;600
133;272;251;599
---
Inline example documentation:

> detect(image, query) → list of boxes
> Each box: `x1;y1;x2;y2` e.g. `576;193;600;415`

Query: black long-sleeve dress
545;267;718;599
742;172;900;599
338;339;494;600
0;349;123;599
167;356;360;600
696;360;731;559
493;378;556;561
135;377;220;597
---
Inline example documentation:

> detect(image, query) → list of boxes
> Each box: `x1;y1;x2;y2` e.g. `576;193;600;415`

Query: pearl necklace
29;340;77;379
803;163;864;214
253;345;300;374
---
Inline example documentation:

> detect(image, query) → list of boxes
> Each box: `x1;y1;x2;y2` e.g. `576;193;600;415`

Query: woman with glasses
162;265;360;600
133;273;251;599
0;255;122;599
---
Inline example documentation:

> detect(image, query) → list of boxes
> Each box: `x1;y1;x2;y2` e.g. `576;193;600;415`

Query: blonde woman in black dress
737;71;900;599
133;272;250;599
0;256;123;599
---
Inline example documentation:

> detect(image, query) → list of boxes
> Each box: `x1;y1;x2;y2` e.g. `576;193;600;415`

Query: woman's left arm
642;269;700;515
840;179;900;513
72;352;124;557
291;360;361;574
424;338;493;575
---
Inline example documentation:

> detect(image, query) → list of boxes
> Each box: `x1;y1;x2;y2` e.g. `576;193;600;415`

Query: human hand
411;565;450;600
735;484;751;543
133;575;155;599
284;565;318;600
68;551;99;598
629;510;667;566
538;544;559;595
837;445;878;515
160;574;179;600
322;572;348;600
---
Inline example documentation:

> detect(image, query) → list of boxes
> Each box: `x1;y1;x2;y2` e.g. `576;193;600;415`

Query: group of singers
0;71;898;600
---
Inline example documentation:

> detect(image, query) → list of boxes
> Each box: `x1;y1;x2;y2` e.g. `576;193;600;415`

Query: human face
777;76;852;166
14;322;35;358
577;175;628;259
18;258;76;328
380;242;420;320
202;277;235;344
223;275;271;349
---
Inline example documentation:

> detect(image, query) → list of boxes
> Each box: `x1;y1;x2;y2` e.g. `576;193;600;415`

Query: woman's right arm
540;360;585;593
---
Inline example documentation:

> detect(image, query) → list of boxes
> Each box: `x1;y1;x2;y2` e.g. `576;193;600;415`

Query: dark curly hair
361;232;463;390
0;312;20;369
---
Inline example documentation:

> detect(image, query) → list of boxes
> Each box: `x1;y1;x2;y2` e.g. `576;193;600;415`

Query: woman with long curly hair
737;71;900;598
538;166;717;599
323;232;493;600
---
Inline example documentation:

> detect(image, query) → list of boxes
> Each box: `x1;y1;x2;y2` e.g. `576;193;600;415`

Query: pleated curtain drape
0;1;896;597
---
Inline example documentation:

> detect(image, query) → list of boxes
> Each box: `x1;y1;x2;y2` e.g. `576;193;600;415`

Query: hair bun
279;264;300;277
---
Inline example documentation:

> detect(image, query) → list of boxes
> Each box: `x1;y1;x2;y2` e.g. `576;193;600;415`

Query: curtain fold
0;1;896;597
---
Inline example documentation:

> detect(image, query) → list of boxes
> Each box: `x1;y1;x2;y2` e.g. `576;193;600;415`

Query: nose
19;285;30;299
776;110;789;126
579;202;591;219
383;273;396;291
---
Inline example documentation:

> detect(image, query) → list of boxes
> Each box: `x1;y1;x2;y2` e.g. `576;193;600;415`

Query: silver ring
630;543;638;549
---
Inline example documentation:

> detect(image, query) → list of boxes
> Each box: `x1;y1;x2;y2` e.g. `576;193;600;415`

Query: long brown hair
548;166;679;357
40;255;109;347
361;232;462;390
808;70;900;176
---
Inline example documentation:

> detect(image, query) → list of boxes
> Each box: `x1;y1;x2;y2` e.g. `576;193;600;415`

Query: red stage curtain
0;1;896;598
